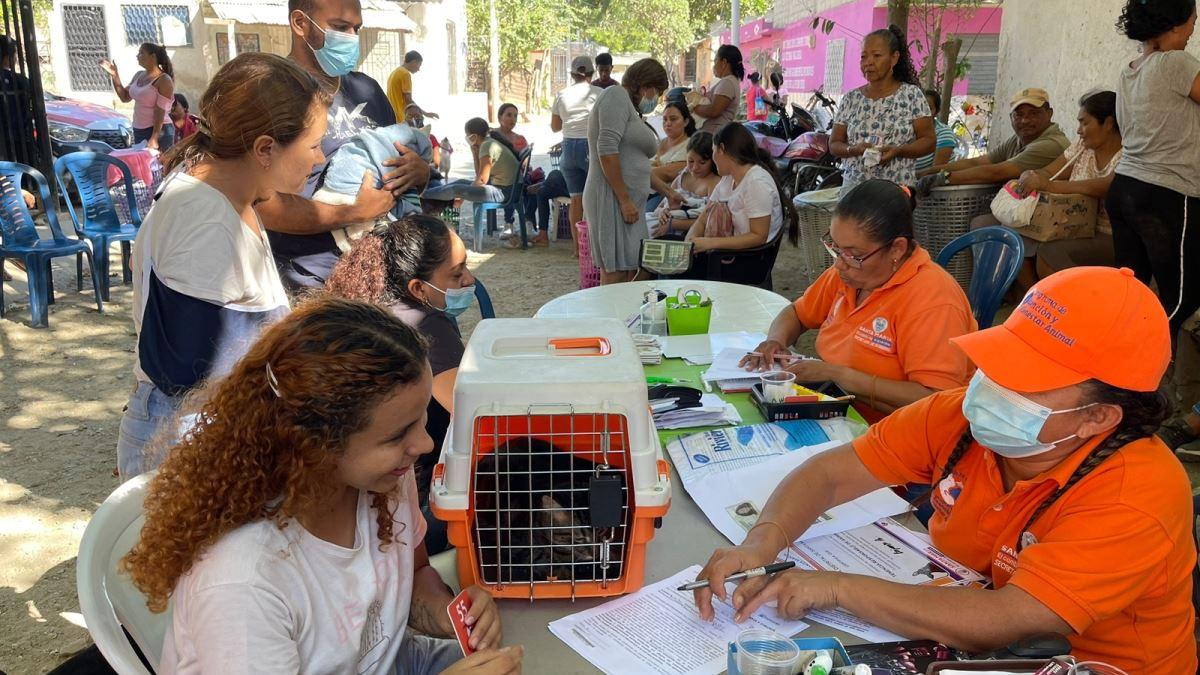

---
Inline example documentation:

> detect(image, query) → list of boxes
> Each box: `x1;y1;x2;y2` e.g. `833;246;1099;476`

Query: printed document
549;565;809;675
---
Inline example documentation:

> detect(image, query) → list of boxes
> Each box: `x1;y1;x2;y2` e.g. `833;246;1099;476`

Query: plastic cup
760;371;796;404
735;628;801;675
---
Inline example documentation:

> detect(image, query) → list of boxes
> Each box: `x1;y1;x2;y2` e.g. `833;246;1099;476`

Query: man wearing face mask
693;266;1196;675
259;0;430;292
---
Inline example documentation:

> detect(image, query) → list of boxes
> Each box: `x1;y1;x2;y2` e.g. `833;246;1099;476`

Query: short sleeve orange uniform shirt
853;390;1197;674
793;247;977;422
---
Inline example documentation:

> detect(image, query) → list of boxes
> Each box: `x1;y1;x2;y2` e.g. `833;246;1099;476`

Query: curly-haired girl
326;215;474;554
123;296;520;675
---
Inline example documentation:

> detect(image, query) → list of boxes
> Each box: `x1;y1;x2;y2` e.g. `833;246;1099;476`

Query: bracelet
750;519;792;550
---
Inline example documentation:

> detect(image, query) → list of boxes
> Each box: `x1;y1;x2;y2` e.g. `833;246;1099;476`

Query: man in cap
551;55;602;256
919;87;1069;187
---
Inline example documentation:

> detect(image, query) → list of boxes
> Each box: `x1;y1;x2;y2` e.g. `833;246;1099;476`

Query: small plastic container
729;637;853;675
734;629;801;675
759;371;796;403
751;380;854;421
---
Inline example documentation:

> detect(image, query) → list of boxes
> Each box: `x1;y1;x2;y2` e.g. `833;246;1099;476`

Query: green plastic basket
665;288;712;335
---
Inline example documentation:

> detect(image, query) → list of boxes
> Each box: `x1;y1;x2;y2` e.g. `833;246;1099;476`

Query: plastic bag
990;180;1038;229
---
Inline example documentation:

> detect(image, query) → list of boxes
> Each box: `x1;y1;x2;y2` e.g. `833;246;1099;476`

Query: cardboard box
1023;193;1097;242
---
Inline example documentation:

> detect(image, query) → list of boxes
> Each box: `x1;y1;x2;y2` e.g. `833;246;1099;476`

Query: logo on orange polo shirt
854;315;896;354
930;472;963;518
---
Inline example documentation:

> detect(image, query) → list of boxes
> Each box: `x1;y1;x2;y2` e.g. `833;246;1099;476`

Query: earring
892;259;899;271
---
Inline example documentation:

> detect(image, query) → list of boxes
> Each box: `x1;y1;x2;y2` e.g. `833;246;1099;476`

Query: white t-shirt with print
709;164;784;241
160;476;428;675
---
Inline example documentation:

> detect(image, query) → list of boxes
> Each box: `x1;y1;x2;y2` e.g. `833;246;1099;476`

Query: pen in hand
676;561;797;591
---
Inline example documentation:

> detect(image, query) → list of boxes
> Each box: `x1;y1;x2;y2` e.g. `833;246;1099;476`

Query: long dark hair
713;122;798;244
663;99;697;138
833;179;916;244
687;130;715;164
1080;90;1119;134
466;116;519;160
141;42;173;79
716;44;746;81
326;215;454;306
930;381;1171;548
1117;0;1196;41
865;25;917;86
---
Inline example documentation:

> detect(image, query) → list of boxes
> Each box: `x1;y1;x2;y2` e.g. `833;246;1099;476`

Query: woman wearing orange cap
697;266;1195;674
742;179;976;423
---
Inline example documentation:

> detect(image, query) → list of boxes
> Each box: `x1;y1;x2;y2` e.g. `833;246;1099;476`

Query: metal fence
1;0;53;185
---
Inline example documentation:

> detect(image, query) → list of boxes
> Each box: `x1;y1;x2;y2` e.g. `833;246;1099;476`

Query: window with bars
63;5;112;92
215;32;260;65
823;38;845;95
683;50;697;83
122;5;192;47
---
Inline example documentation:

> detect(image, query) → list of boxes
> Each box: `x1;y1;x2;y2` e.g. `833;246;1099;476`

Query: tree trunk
487;0;500;122
887;0;910;31
938;38;961;124
922;18;942;91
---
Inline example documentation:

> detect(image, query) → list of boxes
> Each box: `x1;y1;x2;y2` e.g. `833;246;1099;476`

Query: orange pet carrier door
471;411;631;596
429;317;672;601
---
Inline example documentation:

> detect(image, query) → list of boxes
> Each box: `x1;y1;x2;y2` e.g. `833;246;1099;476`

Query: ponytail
142;42;174;79
866;26;917;86
713;122;798;245
716;44;746;81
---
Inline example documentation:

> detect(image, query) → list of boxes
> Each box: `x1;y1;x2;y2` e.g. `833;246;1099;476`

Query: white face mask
961;372;1096;458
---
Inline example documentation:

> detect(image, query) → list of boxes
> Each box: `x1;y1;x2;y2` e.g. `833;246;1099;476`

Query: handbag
703;200;735;238
989;151;1077;229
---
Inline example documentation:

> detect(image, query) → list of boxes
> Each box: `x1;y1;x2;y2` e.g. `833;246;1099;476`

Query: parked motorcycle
746;90;842;201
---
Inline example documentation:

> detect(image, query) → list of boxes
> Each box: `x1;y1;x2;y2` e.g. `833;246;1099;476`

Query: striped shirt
916;119;958;170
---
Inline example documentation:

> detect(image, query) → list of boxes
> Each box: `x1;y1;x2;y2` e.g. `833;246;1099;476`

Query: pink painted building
714;0;1003;101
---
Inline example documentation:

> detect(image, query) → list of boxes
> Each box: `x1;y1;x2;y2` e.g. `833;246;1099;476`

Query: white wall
995;0;1200;144
398;0;467;107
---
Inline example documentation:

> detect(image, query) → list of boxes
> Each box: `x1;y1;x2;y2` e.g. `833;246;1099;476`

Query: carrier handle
548;337;611;356
525;402;576;415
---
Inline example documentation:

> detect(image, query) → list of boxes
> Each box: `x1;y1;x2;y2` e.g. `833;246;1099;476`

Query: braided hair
865;25;919;86
928;380;1170;548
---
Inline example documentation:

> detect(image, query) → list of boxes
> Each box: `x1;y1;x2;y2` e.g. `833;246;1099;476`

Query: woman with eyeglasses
741;180;976;422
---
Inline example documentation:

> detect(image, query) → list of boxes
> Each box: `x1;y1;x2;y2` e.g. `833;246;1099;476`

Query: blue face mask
301;12;360;77
961;371;1094;459
639;96;659;115
424;281;476;317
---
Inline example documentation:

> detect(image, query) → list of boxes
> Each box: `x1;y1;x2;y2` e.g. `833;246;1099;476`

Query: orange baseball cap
951;267;1170;393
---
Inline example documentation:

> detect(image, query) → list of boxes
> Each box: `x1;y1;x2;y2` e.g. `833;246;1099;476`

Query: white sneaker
498;226;515;240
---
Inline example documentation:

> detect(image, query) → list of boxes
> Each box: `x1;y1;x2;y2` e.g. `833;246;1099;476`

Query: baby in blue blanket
314;124;433;252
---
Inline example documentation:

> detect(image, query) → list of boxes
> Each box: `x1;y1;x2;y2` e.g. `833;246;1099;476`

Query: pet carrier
430;318;672;600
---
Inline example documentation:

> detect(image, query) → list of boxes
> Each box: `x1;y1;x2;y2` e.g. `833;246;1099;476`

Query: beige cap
1010;87;1050;111
571;55;594;76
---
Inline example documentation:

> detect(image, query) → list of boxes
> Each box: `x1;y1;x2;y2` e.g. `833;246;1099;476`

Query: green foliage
465;0;578;78
688;0;773;39
584;0;691;59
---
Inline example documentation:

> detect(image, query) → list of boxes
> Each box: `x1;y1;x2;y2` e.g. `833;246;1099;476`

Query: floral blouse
834;83;929;190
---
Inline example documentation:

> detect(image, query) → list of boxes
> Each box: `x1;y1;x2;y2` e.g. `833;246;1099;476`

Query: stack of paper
699;347;806;392
653;393;741;430
632;333;662;365
549;565;809;675
659;331;766;364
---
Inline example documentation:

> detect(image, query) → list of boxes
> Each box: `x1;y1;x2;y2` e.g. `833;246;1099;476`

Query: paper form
548;565;809;675
665;418;859;485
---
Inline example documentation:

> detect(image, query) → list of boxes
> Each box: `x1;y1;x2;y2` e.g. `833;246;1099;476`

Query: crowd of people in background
4;0;1197;672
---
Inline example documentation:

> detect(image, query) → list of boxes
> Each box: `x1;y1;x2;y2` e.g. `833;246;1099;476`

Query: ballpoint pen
675;561;797;591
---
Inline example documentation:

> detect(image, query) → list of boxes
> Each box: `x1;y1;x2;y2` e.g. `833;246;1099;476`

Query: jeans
393;634;462;674
116;380;184;480
423;179;508;205
534;169;570;232
133;124;175;152
1106;172;1200;334
560;138;589;195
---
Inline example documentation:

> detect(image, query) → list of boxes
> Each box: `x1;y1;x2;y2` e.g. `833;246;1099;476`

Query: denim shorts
116;380;183;480
392;634;462;674
560;138;589;196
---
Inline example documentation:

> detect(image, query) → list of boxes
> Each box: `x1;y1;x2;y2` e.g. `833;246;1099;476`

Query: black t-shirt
386;299;464;499
267;70;396;290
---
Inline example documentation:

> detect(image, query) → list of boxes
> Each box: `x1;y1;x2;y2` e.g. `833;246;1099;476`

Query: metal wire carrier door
471;408;631;599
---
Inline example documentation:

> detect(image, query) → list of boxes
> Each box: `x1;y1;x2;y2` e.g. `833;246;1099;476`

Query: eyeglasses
821;231;896;269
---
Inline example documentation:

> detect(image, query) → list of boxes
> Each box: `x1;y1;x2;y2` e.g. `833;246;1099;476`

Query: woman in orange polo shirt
743;179;976;422
696;266;1196;674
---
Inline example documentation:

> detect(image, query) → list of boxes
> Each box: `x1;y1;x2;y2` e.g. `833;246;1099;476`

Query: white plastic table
434;280;867;673
534;280;791;332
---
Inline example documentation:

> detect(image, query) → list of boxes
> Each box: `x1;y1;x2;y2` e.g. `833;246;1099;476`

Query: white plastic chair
77;472;171;674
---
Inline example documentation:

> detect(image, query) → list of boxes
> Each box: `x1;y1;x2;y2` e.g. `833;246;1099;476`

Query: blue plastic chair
935;226;1025;330
474;278;495;319
54;152;143;301
0;162;104;328
472;145;533;252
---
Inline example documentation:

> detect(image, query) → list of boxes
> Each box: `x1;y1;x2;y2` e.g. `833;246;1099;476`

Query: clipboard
639;238;694;276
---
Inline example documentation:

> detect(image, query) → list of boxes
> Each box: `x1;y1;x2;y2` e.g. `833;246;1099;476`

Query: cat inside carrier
430;318;671;600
